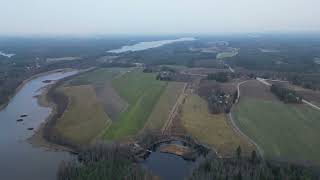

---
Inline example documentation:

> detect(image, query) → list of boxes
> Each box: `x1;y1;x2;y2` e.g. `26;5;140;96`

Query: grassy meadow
54;85;111;144
181;95;254;156
233;97;320;164
103;71;167;140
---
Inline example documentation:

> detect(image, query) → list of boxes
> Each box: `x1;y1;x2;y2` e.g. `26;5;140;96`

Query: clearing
181;95;255;157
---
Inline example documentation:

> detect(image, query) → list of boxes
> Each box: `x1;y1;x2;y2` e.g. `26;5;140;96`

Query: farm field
53;68;128;143
144;82;185;131
181;95;254;156
233;80;320;164
103;71;167;140
54;85;111;144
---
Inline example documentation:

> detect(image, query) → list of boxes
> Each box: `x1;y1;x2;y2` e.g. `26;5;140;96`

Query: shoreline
0;68;74;111
29;67;97;152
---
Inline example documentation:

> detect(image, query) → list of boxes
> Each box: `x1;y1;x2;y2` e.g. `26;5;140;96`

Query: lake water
107;37;195;53
0;51;15;58
0;71;77;180
141;152;194;180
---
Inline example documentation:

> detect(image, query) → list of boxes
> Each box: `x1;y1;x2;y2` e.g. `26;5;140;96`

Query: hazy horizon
1;0;320;35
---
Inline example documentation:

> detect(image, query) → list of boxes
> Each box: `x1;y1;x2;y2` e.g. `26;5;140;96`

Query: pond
141;140;203;180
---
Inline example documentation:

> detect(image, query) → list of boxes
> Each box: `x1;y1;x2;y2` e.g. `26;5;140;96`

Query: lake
0;51;15;58
0;71;77;180
107;37;195;53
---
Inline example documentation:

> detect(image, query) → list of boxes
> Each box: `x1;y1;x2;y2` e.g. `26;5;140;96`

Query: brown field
159;144;190;156
181;95;255;156
240;80;277;101
95;81;128;120
143;82;185;132
54;85;111;144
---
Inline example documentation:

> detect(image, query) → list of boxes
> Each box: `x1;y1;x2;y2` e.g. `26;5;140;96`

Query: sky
1;0;320;35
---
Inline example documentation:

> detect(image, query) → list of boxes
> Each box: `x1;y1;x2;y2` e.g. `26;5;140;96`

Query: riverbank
0;68;74;111
29;67;97;152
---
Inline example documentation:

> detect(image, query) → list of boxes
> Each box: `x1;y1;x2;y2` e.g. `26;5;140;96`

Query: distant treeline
207;72;230;82
288;73;320;90
227;36;320;73
270;84;302;103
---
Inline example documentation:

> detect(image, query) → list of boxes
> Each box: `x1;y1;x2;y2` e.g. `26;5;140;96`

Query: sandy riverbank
28;67;96;152
0;68;74;111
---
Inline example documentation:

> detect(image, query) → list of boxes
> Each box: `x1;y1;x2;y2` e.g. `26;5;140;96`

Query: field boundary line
161;83;187;134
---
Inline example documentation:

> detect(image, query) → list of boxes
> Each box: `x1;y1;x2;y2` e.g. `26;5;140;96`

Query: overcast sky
1;0;319;35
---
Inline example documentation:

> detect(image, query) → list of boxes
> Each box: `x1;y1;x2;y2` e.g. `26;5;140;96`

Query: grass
66;68;126;86
181;95;254;156
55;85;111;144
233;97;320;164
103;71;167;140
144;82;185;131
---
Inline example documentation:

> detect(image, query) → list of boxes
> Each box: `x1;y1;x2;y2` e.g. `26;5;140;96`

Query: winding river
0;71;77;180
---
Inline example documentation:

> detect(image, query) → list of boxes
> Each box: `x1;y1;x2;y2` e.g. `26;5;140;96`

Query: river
0;71;77;180
107;37;195;53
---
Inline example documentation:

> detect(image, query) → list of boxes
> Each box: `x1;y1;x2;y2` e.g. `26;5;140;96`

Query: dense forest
190;151;318;180
58;143;319;180
228;35;320;73
58;143;153;180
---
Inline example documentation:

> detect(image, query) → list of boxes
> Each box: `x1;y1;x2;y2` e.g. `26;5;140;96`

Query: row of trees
207;72;230;82
270;84;303;103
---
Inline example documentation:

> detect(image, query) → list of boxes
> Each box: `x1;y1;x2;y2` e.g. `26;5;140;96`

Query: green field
233;97;320;164
103;71;167;140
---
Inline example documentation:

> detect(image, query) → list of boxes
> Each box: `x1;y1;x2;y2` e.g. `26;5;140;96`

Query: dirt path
227;80;265;157
161;83;187;134
257;77;320;111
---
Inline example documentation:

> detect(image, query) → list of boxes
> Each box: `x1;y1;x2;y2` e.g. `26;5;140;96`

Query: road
256;77;320;111
161;83;187;134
